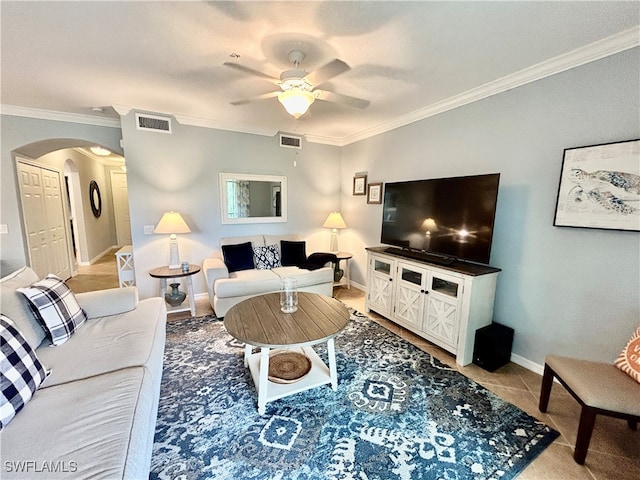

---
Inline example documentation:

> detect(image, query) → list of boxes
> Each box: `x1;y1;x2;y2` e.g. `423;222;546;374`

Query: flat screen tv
381;173;500;265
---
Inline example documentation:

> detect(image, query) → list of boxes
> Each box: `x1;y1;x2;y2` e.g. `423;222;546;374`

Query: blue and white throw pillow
1;315;50;430
17;274;87;346
253;244;282;270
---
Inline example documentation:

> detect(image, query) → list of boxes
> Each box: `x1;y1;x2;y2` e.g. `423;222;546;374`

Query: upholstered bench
538;354;640;464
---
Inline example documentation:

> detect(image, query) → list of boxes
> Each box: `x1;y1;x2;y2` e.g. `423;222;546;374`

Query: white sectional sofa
203;234;334;317
0;267;167;479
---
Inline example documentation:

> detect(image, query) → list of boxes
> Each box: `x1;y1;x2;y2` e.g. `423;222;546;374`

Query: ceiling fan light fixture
278;89;315;118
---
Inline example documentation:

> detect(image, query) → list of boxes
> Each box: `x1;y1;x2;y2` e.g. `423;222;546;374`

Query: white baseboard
510;353;545;376
81;246;118;266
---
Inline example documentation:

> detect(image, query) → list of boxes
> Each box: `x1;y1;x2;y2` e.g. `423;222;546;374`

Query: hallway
65;248;120;293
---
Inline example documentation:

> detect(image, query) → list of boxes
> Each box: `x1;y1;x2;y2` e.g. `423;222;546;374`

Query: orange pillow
614;325;640;384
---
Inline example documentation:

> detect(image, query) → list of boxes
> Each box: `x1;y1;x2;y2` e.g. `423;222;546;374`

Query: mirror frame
219;173;287;224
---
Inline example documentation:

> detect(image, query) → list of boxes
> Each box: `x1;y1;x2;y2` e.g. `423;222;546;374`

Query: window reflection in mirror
220;173;287;224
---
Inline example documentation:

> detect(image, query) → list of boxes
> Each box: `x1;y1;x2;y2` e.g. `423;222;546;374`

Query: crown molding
340;26;640;146
304;133;344;146
173;114;277;137
0;104;121;128
2;27;638;147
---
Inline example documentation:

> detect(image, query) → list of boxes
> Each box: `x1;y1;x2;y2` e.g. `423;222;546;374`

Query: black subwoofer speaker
473;323;514;372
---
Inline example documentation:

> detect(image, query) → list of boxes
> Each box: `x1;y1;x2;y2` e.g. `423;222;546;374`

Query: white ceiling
2;1;639;145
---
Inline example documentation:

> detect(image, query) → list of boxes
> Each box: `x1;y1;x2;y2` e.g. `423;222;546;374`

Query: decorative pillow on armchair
221;242;255;273
253;244;281;270
280;240;306;266
614;325;640;384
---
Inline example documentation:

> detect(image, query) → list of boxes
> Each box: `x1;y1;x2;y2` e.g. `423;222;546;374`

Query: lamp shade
154;212;191;235
278;89;315;118
421;218;438;232
323;212;347;230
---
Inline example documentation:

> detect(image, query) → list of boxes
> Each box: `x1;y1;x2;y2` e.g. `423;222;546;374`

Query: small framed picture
353;175;367;195
367;182;383;204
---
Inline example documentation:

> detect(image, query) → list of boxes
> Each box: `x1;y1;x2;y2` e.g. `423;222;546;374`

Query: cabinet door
423;272;462;349
367;255;395;316
394;263;426;329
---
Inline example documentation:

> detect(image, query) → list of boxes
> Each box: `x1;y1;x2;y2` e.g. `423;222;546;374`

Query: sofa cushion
0;267;47;349
253;244;281;270
271;266;334;288
0;367;155;479
0;315;50;430
75;287;138;319
17;274;87;346
222;242;255;273
615;325;640;384
214;269;282;298
264;234;301;258
36;298;166;387
281;240;306;266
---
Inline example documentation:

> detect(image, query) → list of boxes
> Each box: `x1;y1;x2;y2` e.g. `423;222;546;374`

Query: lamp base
329;230;338;253
168;241;180;269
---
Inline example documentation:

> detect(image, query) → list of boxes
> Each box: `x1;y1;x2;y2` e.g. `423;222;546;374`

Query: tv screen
381;173;500;265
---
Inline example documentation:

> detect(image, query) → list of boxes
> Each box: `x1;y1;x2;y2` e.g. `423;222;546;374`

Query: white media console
365;247;501;366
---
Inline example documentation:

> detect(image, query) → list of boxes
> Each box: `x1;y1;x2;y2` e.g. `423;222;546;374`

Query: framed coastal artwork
553;139;640;231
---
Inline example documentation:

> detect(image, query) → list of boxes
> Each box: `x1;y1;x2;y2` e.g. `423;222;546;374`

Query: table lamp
323;212;347;253
154;211;191;269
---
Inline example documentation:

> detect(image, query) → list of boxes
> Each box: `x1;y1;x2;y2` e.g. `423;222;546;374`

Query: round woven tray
267;350;312;384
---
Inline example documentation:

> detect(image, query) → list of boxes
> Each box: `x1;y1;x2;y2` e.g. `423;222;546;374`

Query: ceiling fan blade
314;89;370;109
230;91;280;106
223;62;281;85
304;59;350;86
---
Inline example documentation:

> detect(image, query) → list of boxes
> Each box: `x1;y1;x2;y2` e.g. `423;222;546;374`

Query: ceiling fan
224;50;370;118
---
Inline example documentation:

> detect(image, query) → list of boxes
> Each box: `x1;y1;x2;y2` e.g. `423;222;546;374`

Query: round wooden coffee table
224;292;350;415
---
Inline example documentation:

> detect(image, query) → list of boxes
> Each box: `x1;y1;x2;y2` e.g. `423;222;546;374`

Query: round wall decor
89;180;102;218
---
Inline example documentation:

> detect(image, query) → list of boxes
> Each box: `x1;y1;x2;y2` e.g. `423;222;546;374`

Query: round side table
149;264;200;316
335;252;352;289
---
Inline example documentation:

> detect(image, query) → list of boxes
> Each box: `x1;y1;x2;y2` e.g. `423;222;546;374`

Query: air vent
135;113;172;133
279;134;302;149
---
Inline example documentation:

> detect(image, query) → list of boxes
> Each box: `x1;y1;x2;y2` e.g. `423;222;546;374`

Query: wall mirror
219;173;287;224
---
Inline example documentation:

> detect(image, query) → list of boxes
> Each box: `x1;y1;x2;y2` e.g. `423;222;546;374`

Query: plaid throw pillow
253;244;281;270
17;274;87;346
1;315;50;430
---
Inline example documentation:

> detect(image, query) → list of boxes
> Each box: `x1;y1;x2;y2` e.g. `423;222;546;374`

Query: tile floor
67;256;638;480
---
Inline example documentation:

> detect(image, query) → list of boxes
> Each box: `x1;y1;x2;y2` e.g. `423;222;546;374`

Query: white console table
365;247;501;366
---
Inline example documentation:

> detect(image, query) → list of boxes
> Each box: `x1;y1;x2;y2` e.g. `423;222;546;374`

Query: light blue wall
340;48;640;366
0;115;122;275
119;113;342;299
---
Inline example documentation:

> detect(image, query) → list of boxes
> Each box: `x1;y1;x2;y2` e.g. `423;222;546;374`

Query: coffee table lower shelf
246;343;337;415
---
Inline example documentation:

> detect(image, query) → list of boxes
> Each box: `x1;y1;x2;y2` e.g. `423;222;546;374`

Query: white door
110;170;132;246
17;161;71;279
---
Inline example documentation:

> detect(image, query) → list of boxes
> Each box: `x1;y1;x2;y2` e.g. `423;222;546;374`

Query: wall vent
135;113;172;133
279;134;302;149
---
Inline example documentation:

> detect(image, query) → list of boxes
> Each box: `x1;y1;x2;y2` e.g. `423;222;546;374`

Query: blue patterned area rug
151;311;558;480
